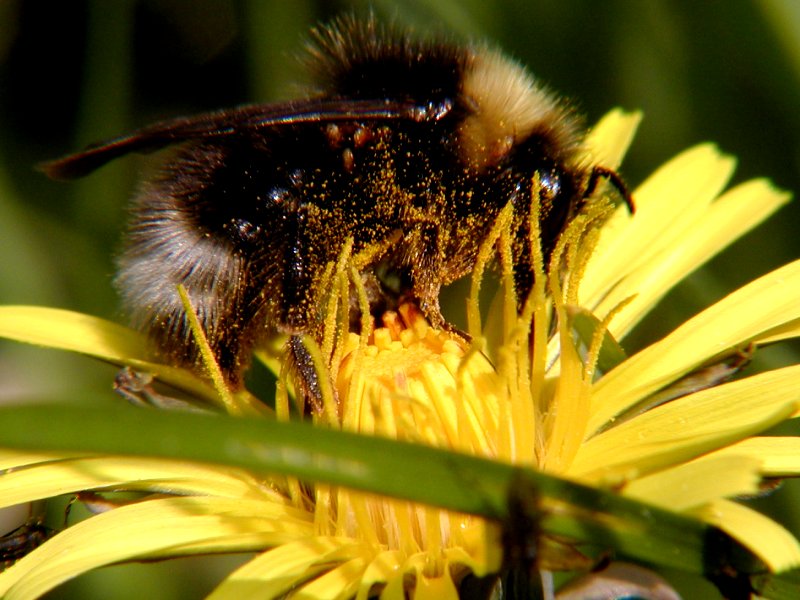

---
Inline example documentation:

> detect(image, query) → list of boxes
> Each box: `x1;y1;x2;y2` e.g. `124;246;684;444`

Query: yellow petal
572;365;800;483
0;496;312;599
389;554;460;600
583;108;642;170
623;455;761;511
294;557;370;599
356;551;404;600
446;526;501;577
0;306;217;402
0;455;283;509
689;499;800;572
593;179;790;338
704;437;800;476
381;565;408;600
414;567;460;600
208;538;369;600
0;452;61;471
581;144;736;310
753;318;800;345
589;259;800;432
0;306;147;361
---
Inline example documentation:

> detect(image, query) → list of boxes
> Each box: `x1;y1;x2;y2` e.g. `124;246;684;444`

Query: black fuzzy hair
304;15;470;104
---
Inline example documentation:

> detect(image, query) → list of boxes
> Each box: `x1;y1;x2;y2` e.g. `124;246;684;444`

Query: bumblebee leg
286;335;329;415
113;367;212;413
408;222;447;329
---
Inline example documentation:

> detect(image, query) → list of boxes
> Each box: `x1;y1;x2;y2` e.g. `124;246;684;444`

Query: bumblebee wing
40;98;431;180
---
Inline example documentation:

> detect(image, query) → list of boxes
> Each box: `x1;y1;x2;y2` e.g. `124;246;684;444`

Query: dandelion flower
1;110;800;599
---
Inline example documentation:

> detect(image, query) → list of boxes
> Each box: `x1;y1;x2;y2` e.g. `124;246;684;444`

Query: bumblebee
43;17;629;401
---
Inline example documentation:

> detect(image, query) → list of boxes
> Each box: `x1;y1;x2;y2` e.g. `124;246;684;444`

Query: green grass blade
0;404;762;581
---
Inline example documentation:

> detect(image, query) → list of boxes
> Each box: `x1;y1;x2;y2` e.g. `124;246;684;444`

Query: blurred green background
1;0;799;598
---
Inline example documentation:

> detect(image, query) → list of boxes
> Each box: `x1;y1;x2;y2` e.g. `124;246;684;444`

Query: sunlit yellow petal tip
711;437;800;476
584;108;642;168
623;455;762;511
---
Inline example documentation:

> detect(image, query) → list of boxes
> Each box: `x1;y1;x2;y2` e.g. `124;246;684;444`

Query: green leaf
0;404;764;581
754;568;800;600
569;306;627;374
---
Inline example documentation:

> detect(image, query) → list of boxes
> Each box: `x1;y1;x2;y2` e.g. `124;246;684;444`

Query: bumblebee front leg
286;334;337;416
407;222;447;329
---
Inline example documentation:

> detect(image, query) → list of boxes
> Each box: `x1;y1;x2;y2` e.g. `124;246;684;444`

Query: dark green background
0;1;798;598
